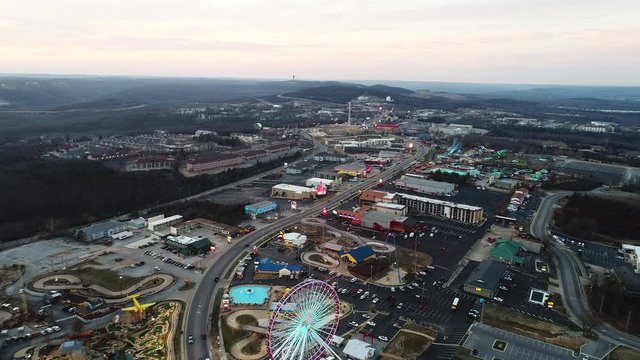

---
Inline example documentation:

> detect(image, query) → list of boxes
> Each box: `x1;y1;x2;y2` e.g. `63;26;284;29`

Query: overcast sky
1;0;639;85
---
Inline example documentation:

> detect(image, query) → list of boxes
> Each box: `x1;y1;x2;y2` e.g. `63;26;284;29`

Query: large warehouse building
271;184;316;200
392;193;484;225
395;175;456;196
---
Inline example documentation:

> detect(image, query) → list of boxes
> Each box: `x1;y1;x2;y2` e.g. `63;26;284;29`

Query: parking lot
464;323;576;360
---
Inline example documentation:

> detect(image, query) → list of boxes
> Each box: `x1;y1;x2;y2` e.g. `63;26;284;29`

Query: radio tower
348;101;352;125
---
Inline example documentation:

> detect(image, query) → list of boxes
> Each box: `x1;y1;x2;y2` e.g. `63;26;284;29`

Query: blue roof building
340;245;376;264
256;257;302;276
244;200;278;218
59;340;85;354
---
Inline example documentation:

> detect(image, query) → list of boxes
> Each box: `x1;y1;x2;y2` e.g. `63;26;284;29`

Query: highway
531;191;640;351
185;146;426;360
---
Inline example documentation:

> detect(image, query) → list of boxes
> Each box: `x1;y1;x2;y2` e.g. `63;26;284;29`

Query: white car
419;271;427;276
499;286;508;291
45;327;54;334
390;287;396;292
426;265;435;270
367;321;376;327
397;303;403;309
493;297;503;302
406;285;414;290
372;298;379;304
154;266;161;271
411;282;420;287
356;289;363;294
362;313;371;319
378;335;389;342
52;326;61;332
350;278;357;283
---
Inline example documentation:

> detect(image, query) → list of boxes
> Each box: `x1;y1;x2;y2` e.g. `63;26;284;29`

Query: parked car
378;335;389;342
188;335;194;344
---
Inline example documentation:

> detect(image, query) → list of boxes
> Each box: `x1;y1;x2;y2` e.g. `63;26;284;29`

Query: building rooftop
359;189;388;203
465;260;507;291
490;240;524;264
343;338;376;360
374;202;406;210
394;192;483;211
81;220;124;236
272;183;315;194
188;152;242;164
397;175;456;193
340;245;376;263
245;200;278;210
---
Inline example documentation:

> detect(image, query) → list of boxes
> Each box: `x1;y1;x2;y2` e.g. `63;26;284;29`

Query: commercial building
312;152;349;163
148;215;184;232
493;178;519;190
255;258;302;277
373;202;407;216
508;188;529;211
165;235;212;256
359;190;388;205
340;246;376;265
463;260;507;298
314;170;340;181
305;177;335;188
334;161;369;177
490;240;524;265
395;175;456;196
127;217;146;229
284;159;318;175
170;218;241;237
282;232;307;248
342;339;376;360
321;242;344;258
186;152;244;173
392;193;484;225
392;193;484;224
244;200;278;218
127;156;173;172
77;220;127;241
338;138;395;149
271;184;316;200
360;210;418;233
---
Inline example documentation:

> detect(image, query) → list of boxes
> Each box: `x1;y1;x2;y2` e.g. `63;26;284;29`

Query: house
463;260;507;298
340;246;376;264
77;220;127;241
490;240;524;265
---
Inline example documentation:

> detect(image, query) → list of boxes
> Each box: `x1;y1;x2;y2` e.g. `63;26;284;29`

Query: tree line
0;149;300;243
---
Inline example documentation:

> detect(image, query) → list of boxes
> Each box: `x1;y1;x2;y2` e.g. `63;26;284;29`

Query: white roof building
272;184;315;194
283;232;308;248
343;339;376;360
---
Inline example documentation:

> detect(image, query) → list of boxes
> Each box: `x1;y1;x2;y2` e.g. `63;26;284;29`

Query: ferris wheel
266;279;342;360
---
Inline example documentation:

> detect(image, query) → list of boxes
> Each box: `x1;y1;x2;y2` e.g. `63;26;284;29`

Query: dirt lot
483;303;589;352
383;330;433;360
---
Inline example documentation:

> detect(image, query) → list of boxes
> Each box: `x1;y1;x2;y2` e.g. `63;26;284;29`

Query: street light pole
119;276;123;296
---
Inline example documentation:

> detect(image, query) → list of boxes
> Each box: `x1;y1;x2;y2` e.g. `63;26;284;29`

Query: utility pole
627;310;633;331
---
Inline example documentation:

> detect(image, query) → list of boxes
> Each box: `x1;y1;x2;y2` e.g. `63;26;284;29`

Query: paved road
531;191;640;352
185;146;426;360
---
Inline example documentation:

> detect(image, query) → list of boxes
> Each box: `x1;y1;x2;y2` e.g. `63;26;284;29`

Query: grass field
608;346;640;360
221;315;250;352
385;330;432;360
483;303;588;352
236;314;258;327
452;347;481;360
68;266;142;292
395;247;433;273
242;336;264;355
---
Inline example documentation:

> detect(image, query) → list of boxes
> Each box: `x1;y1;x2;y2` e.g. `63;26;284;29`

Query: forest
553;194;640;242
0;148;300;243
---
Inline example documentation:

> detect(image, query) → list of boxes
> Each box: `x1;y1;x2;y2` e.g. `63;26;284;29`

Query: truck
451;297;460;310
111;231;133;240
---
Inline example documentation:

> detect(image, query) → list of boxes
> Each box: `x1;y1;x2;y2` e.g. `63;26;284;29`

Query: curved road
531;191;640;351
186;146;426;360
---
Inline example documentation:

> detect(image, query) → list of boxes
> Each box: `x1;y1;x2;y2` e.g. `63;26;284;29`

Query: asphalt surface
531;191;640;352
185;146;426;360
